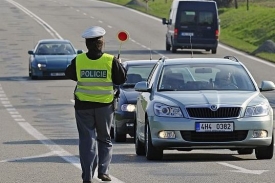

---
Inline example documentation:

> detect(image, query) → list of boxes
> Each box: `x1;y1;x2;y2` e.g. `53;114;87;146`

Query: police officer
65;26;127;183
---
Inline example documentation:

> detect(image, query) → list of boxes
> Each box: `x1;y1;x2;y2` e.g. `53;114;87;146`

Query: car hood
122;88;139;103
155;91;262;106
34;55;75;65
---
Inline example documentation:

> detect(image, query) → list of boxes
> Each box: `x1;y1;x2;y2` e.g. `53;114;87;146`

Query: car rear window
179;11;214;26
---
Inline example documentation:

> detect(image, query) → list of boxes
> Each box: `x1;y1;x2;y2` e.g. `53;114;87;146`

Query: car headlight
244;102;270;117
37;63;46;68
154;102;183;118
121;104;136;112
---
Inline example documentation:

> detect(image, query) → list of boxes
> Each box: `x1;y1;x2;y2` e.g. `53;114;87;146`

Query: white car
134;56;275;160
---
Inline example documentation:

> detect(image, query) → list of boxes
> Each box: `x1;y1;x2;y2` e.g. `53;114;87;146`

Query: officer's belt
75;88;114;95
77;81;113;86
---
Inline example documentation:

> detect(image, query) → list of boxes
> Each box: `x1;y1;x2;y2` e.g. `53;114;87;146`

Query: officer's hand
118;58;122;63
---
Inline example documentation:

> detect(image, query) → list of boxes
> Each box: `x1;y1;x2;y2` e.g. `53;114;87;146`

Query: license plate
181;32;194;36
195;122;234;132
51;72;65;76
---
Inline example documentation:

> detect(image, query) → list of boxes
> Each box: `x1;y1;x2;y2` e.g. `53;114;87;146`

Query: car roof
162;58;242;66
37;39;72;44
123;60;158;66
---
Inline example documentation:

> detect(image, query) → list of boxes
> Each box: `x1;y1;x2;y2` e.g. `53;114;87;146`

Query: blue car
28;39;83;79
111;60;158;142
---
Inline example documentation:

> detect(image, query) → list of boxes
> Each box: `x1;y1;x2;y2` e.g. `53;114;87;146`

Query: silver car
134;56;275;160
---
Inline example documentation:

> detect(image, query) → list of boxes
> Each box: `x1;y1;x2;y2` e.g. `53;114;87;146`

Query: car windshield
35;43;76;55
123;65;155;87
158;64;256;91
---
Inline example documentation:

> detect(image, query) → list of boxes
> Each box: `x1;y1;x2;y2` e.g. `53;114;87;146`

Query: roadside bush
214;0;234;7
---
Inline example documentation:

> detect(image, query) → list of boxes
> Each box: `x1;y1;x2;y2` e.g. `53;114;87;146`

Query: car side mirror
28;50;34;55
135;81;151;92
260;81;275;91
77;50;83;54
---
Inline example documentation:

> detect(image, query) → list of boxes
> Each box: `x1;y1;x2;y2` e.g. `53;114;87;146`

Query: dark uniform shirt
65;51;127;110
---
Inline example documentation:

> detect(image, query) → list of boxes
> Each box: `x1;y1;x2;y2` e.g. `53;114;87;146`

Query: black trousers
75;104;113;181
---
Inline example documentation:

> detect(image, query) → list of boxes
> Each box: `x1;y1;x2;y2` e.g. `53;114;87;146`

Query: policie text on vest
81;70;107;78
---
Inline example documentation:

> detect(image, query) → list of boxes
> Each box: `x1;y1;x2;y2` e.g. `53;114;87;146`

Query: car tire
145;121;163;160
114;121;126;142
237;148;253;155
110;127;114;139
166;38;171;51
255;134;274;160
31;75;38;80
135;123;145;156
211;48;217;54
171;39;177;53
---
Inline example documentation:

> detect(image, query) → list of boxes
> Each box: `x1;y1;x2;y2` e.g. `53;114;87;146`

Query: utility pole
234;0;238;9
247;0;249;11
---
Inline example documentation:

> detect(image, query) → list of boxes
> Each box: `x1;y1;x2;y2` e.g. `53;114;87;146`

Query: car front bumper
115;111;135;136
149;115;273;149
32;67;66;77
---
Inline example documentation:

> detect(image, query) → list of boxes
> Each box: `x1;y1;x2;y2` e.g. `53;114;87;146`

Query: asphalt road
0;0;275;183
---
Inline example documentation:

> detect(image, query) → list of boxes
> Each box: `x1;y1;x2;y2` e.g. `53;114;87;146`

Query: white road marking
3;105;13;108
9;111;19;115
0;98;8;101
0;152;56;163
5;0;63;39
1;101;10;104
11;115;22;118
218;162;268;175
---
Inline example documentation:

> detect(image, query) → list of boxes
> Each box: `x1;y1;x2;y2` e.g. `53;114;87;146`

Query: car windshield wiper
158;89;175;91
122;83;136;88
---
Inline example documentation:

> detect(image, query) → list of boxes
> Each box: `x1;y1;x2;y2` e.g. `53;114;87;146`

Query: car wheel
171;39;177;53
114;120;126;142
211;48;217;54
166;38;171;51
145;120;163;160
31;75;38;80
135;122;145;156
255;134;274;160
237;148;253;155
110;127;114;139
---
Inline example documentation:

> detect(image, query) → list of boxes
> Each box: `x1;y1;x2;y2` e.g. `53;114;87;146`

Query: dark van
162;0;220;54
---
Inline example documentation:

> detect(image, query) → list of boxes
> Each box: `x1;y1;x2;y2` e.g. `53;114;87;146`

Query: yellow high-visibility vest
75;53;114;103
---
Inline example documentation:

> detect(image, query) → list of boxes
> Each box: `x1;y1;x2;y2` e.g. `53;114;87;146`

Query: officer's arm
111;57;127;85
65;57;77;81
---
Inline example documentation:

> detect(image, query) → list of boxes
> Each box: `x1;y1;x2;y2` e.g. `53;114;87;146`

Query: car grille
180;131;248;142
186;107;241;118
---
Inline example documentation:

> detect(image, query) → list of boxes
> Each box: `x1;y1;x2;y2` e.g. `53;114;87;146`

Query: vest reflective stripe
75;53;114;103
75;88;114;95
77;81;113;86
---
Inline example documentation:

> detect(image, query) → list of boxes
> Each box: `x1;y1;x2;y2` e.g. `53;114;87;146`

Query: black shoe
83;181;91;183
98;174;111;181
